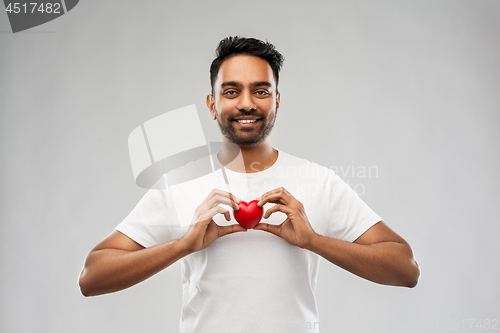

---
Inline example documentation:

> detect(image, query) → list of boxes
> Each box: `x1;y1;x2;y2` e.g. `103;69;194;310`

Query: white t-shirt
115;150;382;333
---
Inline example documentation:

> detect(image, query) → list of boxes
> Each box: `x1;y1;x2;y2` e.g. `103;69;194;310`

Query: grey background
1;0;499;332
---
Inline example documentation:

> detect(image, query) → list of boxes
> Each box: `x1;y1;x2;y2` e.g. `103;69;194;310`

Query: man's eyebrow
220;81;273;89
220;81;242;88
251;81;272;88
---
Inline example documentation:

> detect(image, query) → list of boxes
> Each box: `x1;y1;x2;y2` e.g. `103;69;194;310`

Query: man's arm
78;189;246;297
254;187;420;288
306;221;420;288
78;230;191;297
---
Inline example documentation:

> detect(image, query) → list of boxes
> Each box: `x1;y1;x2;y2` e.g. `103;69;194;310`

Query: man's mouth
233;117;261;124
236;119;257;124
233;117;261;128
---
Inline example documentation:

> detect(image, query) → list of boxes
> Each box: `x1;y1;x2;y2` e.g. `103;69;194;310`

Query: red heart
233;200;263;229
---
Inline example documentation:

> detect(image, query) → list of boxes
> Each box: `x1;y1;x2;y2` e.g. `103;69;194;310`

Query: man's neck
217;140;278;174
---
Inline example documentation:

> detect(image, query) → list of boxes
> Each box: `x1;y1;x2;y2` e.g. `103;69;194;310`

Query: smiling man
210;55;278;147
79;36;420;333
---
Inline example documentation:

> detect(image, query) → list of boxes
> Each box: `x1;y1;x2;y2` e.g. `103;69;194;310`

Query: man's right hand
180;189;247;253
78;189;246;297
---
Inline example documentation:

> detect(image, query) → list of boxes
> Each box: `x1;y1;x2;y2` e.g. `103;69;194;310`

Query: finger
204;205;230;220
215;189;241;205
258;193;285;207
198;188;221;207
214;191;241;210
228;192;241;210
206;194;236;209
206;193;240;211
263;204;292;219
253;222;282;237
218;223;247;237
257;187;291;207
200;188;241;208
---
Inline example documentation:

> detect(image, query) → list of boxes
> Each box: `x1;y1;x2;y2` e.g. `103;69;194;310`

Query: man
79;36;420;332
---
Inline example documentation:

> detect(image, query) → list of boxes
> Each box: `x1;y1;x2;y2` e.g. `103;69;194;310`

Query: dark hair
210;36;284;94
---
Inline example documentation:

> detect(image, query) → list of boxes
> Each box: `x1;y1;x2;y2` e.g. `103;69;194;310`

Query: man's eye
256;90;269;96
223;90;237;95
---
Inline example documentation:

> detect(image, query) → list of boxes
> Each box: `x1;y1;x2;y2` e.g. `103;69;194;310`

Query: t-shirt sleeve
115;176;184;248
323;169;383;242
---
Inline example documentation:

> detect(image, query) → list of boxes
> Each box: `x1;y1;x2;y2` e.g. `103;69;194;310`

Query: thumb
253;223;281;236
218;224;247;238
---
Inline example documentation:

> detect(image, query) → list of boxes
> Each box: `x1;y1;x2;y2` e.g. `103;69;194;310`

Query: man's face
207;54;280;147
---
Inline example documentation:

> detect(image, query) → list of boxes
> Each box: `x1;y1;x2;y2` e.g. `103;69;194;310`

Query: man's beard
215;108;277;147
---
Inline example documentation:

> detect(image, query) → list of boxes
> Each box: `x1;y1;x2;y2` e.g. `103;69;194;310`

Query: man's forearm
79;239;192;297
305;234;420;288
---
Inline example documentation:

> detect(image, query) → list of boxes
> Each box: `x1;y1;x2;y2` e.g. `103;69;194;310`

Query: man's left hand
254;187;317;248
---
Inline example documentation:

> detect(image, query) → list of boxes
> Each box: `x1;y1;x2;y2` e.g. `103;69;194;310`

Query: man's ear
206;94;216;120
276;92;281;113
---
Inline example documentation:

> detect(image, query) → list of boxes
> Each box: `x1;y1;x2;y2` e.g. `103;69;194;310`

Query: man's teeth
237;119;257;123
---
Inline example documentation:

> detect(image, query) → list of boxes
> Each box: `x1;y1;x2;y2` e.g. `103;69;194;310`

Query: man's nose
237;90;255;112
